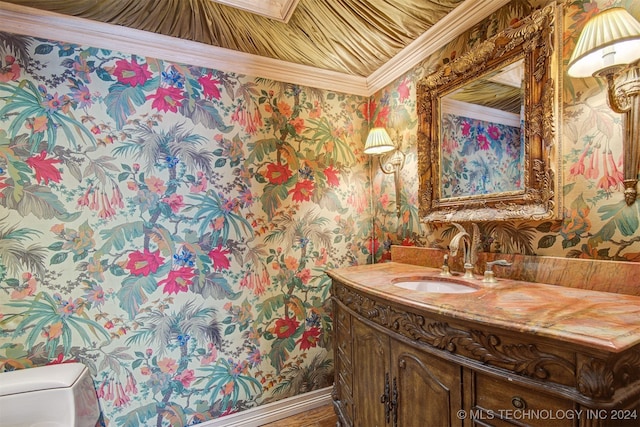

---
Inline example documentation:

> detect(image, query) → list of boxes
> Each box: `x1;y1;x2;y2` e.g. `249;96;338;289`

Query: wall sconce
568;7;640;205
364;127;406;217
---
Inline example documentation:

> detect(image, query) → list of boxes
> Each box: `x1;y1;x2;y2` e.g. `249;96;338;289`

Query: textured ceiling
1;0;465;77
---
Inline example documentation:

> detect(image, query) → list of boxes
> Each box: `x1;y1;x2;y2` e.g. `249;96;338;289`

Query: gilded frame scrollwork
417;3;560;223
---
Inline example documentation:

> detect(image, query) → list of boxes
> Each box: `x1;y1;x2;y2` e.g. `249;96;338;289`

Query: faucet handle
440;254;452;276
483;259;512;283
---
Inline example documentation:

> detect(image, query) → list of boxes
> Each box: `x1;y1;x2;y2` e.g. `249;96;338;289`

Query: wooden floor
260;404;337;427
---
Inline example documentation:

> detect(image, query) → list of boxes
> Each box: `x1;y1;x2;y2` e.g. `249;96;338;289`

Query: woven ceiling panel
3;0;464;76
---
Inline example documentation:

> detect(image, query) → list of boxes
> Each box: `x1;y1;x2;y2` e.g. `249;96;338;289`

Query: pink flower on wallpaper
290;179;314;202
607;150;624;185
488;125;500;140
461;121;471;136
198;73;221;100
125;372;138;394
145;176;167;194
569;148;588;179
477;134;490;150
585;149;599;180
315;247;328;266
99;192;116;219
113;57;152;87
379;193;390;209
296;327;321;350
110;186;124;208
190;171;207;193
147;86;185;113
25;151;61;184
126;249;164;276
11;272;37;300
264;163;292;185
597;149;619;191
273;317;299;339
290;117;304;134
158;358;178;374
240;268;270;296
0;55;20;82
397;78;410;102
158;267;195;294
163;193;184;213
175;369;195;387
324;165;340;187
208;246;231;271
295;268;311;284
113;382;130;407
441;135;459;155
201;343;218;365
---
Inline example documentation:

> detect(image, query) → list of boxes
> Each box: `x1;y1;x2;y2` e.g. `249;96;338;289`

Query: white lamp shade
568;7;640;78
364;127;395;155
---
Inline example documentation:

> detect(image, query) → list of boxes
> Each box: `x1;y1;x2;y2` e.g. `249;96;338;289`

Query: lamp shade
568;7;640;78
364;127;395;155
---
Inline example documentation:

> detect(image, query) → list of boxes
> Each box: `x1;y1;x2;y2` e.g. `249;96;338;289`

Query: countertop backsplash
391;246;640;297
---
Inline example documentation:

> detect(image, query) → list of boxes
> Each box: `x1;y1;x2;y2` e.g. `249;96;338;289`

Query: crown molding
0;0;509;97
366;0;511;93
0;1;369;95
211;0;300;23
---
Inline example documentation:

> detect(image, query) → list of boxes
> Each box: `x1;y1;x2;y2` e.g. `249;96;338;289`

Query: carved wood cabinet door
352;317;390;427
391;340;463;427
350;315;464;426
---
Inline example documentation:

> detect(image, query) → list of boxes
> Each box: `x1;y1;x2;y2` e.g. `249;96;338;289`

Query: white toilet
0;363;101;427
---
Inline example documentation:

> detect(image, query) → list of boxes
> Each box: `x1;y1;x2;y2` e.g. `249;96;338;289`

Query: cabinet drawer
471;374;575;427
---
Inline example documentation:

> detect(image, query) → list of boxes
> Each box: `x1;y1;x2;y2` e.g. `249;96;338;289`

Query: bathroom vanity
328;262;640;427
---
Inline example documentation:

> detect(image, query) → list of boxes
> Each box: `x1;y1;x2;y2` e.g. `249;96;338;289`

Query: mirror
417;3;560;223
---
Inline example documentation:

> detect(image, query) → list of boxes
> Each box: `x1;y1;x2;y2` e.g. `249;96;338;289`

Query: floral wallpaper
0;32;372;425
370;0;640;262
2;0;640;425
441;114;523;198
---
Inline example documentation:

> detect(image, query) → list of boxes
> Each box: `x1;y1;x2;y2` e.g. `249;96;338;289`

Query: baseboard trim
201;386;333;427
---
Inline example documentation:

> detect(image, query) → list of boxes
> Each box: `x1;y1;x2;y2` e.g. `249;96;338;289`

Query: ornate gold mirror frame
417;3;560;223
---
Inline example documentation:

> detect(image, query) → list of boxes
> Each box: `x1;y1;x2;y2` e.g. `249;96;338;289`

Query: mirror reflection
440;59;524;199
417;3;559;223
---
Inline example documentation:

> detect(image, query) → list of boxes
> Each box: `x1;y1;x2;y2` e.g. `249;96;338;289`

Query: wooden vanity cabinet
349;315;462;426
331;278;640;427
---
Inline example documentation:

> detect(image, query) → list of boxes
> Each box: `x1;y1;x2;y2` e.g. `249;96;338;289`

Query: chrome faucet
449;222;480;279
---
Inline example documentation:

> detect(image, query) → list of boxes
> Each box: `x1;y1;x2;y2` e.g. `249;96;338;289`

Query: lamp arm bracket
605;63;640;114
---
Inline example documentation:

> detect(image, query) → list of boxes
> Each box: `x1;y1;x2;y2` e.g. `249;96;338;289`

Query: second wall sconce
568;7;640;205
364;127;406;217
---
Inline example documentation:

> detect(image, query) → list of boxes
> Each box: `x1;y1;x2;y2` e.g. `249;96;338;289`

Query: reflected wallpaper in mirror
440;59;524;198
417;4;560;223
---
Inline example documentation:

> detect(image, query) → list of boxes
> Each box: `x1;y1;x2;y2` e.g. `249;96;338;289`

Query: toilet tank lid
0;363;88;396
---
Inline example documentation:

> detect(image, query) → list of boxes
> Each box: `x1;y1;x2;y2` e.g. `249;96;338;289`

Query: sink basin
392;277;478;294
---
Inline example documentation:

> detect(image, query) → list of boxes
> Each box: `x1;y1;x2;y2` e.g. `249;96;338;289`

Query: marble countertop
328;262;640;353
